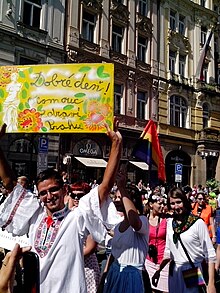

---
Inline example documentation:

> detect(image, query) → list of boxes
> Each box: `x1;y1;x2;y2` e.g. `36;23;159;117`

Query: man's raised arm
0;124;17;192
98;119;122;205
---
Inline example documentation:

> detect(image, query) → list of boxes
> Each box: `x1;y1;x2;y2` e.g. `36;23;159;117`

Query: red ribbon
45;216;54;228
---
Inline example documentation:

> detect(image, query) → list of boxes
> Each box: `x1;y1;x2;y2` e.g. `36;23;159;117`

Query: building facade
0;0;66;180
157;0;220;187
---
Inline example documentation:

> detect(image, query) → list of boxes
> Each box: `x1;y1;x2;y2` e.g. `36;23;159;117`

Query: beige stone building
63;0;220;187
157;0;220;187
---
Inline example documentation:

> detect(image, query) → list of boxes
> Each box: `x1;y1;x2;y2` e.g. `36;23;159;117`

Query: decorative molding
79;38;100;54
17;22;48;44
167;30;191;54
136;60;151;73
136;14;153;37
109;51;127;65
110;1;129;26
67;49;78;62
82;0;103;12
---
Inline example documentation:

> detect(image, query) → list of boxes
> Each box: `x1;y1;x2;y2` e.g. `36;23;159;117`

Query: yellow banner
0;63;114;133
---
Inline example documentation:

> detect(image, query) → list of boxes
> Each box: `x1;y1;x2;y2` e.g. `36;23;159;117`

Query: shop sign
73;139;102;157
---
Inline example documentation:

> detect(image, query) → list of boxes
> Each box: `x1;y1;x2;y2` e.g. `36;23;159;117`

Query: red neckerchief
45;216;54;228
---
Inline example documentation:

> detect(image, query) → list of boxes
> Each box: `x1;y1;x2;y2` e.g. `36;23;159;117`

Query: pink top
146;218;167;264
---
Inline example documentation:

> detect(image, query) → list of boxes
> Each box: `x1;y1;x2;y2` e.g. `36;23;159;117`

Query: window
179;15;185;35
170;95;187;128
137;36;148;62
82;11;96;42
170;10;176;31
201;26;207;45
202;103;209;128
9;139;36;153
200;0;206;7
139;0;148;16
23;0;41;28
218;69;220;85
169;50;176;73
112;25;123;53
179;55;185;76
114;84;123;114
137;91;146;119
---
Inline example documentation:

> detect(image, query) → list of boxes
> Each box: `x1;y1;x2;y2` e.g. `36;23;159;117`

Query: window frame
23;0;42;28
112;24;124;53
137;36;148;62
179;55;186;77
170;95;187;128
114;84;123;114
139;0;148;16
179;14;185;35
137;91;147;119
169;50;176;73
170;10;176;31
82;10;96;43
202;103;209;128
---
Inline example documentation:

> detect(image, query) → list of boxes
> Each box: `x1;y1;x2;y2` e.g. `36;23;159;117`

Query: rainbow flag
132;119;166;182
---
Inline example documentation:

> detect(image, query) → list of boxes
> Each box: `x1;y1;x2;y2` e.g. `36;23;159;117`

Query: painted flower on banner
84;113;105;131
18;108;43;132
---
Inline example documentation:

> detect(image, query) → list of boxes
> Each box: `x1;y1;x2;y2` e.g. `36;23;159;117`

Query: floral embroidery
34;205;70;257
172;213;199;244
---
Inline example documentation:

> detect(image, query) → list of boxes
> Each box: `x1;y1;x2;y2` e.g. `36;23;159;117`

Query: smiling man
0;120;122;293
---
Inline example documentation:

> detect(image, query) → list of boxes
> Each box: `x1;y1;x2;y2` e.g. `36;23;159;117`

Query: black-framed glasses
70;192;85;200
38;186;61;197
197;197;204;201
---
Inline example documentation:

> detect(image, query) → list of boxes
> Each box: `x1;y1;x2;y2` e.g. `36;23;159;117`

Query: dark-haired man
0;120;122;293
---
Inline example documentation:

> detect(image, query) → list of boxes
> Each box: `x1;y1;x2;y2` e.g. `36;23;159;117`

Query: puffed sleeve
78;186;119;243
0;184;42;236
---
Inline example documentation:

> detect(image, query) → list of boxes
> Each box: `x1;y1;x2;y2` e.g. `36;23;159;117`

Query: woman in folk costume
103;170;151;293
145;192;168;293
152;187;216;293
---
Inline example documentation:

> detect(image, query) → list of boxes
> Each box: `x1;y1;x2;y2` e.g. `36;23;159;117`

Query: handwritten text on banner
0;63;114;133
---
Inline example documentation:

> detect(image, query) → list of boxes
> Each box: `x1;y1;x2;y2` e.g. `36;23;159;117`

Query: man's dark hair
36;168;64;188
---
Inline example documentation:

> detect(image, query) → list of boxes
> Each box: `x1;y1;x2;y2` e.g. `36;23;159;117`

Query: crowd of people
0;121;220;293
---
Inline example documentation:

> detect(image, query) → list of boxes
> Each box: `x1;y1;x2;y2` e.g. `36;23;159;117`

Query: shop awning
129;161;149;170
75;157;107;168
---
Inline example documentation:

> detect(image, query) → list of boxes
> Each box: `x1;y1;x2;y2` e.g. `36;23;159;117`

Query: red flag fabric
132;120;166;182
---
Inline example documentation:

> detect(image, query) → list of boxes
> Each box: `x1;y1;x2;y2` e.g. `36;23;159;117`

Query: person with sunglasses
152;187;216;293
0;119;122;293
192;191;216;244
65;181;101;293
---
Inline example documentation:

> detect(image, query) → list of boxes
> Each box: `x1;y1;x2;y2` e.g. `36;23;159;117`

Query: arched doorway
165;150;191;188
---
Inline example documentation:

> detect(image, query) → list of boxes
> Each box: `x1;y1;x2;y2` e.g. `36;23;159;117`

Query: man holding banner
0;119;122;293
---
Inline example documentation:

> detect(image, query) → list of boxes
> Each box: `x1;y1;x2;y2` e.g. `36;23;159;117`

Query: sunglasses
70;192;85;200
197;197;204;200
38;186;61;197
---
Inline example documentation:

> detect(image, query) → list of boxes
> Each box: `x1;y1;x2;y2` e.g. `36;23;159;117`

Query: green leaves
97;66;110;79
22;89;27;99
18;102;24;111
0;89;4;98
79;66;91;73
41;127;47;132
74;93;86;98
63;105;74;110
18;71;25;78
37;105;43;111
